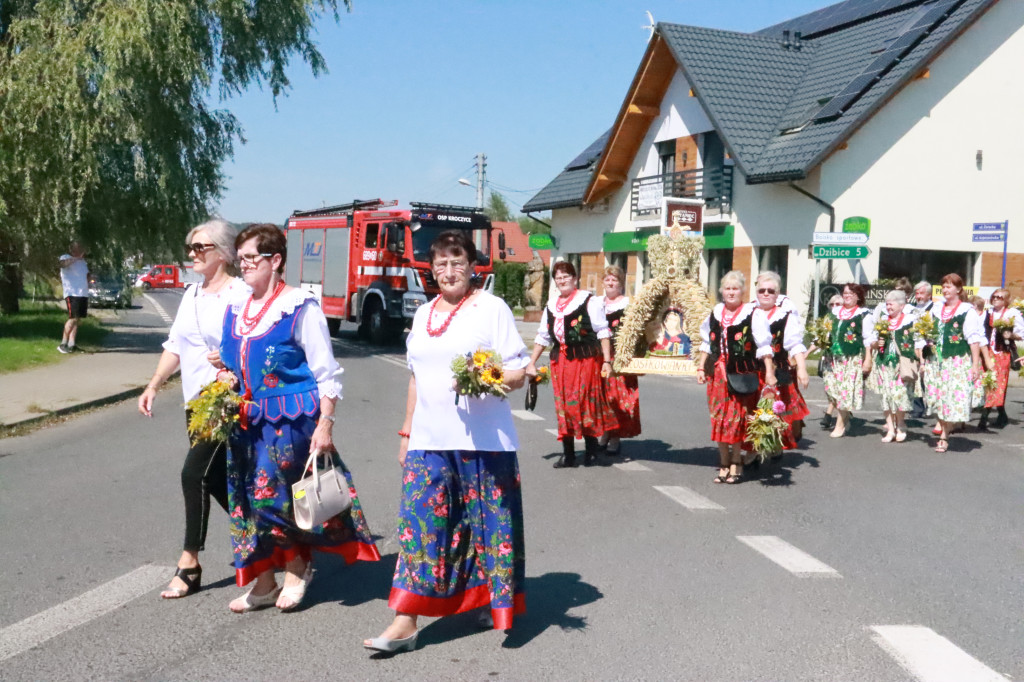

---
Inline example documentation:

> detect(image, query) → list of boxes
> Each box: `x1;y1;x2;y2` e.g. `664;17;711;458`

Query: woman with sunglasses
218;223;379;613
922;273;986;452
752;272;809;450
528;261;617;468
823;283;876;438
978;288;1022;429
139;220;250;599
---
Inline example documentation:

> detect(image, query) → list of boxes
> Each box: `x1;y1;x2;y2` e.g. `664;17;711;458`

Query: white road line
545;429;582;441
0;565;171;662
736;536;841;577
334;340;408;369
511;409;545;421
870;625;1008;682
142;293;173;325
653;485;725;511
613;461;652;472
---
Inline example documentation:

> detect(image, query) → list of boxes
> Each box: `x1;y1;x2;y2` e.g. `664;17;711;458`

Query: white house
523;0;1024;313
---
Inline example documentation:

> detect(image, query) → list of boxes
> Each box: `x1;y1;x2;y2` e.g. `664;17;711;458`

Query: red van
135;264;202;289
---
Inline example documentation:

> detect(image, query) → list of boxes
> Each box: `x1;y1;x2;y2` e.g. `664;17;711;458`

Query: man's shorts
65;296;88;319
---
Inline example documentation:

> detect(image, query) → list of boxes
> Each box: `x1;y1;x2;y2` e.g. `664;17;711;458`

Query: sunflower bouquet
874;319;890;346
914;312;937;344
451;348;509;401
530;365;551;385
186;379;251;443
810;316;833;350
1011;298;1024;316
744;390;788;462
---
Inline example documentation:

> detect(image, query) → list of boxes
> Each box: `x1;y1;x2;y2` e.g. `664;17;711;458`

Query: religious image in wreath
647;306;692;356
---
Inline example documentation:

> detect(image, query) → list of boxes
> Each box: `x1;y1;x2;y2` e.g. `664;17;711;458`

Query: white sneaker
58;343;70;354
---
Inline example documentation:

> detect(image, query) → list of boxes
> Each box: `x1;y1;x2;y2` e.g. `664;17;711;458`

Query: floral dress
924;301;985;423
873;312;921;413
220;290;380;586
601;295;641;438
823;306;875;411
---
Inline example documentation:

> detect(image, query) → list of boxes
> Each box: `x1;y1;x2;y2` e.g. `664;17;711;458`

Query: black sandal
713;468;729;483
161;566;202;599
725;473;742;484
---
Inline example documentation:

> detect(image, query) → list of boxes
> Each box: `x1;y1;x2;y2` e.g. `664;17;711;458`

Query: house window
878;247;974;286
657;140;675;176
757;245;789;291
365;223;380;248
608;252;627;272
707;249;733;302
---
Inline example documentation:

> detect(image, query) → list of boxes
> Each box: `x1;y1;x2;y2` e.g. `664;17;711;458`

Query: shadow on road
304;551;398;611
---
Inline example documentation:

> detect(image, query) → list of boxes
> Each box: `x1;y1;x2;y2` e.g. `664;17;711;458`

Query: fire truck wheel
365;299;388;345
326;318;341;337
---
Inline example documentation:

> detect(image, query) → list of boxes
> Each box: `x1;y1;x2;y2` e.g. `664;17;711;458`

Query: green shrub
493;262;528;309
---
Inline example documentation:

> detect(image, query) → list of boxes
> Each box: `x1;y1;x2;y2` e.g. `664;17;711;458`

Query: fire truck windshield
411;226;490;266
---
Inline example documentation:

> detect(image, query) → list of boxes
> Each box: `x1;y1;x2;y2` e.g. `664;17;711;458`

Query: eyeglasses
757;288;777;295
432;259;469;273
186;242;217;255
992;295;1006;301
238;252;275;266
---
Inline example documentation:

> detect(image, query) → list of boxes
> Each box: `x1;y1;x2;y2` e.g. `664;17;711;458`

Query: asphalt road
1;289;1022;681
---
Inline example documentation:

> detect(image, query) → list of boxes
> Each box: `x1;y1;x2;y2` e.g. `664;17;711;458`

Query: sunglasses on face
992;295;1006;300
757;288;777;295
238;253;275;266
186;242;217;255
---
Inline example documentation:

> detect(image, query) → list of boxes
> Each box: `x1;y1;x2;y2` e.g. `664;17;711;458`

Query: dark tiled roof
522;130;610;212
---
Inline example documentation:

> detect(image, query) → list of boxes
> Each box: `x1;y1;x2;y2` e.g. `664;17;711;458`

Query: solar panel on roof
811;0;966;122
759;0;922;39
564;129;611;171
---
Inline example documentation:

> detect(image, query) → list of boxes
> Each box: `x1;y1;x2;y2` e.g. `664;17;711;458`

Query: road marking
653;485;725;511
334;340;408;369
736;536;841;577
613;461;651;472
142;294;173;325
870;625;1008;682
511;409;544;421
0;565;171;662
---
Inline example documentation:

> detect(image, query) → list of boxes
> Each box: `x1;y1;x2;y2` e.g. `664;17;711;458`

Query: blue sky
214;0;831;223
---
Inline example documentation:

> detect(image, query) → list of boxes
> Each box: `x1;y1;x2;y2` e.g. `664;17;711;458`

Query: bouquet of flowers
186;379;251;443
914;312;937;343
530;366;551;385
451;348;509;401
874;319;890;346
810;316;833;350
980;369;997;394
992;317;1015;340
744;390;788;462
1011;298;1024;316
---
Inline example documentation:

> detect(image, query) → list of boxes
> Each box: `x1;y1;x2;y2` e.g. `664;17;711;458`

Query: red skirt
759;371;809;450
984;351;1011;408
706;356;757;445
551;354;619;439
603;372;641;438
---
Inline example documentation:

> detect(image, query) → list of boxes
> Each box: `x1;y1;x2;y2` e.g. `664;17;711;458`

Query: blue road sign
973;222;1007;232
972;233;1006;242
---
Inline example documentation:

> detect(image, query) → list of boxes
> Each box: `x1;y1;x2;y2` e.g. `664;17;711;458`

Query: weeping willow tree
0;0;348;312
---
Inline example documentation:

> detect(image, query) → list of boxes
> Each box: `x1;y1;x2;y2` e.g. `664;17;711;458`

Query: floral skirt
874;362;912;413
227;415;380;586
924;354;974;423
706;357;757;445
984;351;1011;408
390;449;525;630
603;372;641;438
824;355;864;411
551;354;619;439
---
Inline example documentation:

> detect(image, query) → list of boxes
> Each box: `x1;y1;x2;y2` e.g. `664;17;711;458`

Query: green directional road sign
812;245;869;259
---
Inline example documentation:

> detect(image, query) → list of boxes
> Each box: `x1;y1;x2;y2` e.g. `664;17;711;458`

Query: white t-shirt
164;279;250;402
406;290;529;452
60;256;89;297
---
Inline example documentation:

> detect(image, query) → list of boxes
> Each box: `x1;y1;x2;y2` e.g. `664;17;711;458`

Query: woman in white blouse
979;288;1023;429
219;224;379;613
598;266;641;455
138;219;248;600
365;230;528;654
528;262;617;468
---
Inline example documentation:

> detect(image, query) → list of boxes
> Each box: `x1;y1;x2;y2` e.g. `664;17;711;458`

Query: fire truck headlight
403;293;427;317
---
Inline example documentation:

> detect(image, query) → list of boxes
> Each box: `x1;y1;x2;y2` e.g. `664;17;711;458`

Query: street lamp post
458;152;487;210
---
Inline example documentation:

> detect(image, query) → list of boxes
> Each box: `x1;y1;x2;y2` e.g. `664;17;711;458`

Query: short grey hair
188;219;238;268
720;270;745;293
755;271;782;292
914;281;931;293
828;294;842;307
885;289;907;304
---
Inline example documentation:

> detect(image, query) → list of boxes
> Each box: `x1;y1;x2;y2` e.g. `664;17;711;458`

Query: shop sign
812;245;869;259
528;233;556;250
661;197;704;239
603;228;659;252
812;231;867;245
636;181;663;211
842;216;871;237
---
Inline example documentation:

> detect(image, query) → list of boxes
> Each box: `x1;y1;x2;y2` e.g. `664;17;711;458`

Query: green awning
603;227;659;252
704;223;734;250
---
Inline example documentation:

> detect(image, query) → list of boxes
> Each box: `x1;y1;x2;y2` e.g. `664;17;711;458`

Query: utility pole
475;153;487;210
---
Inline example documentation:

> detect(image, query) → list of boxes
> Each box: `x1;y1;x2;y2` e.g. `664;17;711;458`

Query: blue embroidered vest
221;298;319;424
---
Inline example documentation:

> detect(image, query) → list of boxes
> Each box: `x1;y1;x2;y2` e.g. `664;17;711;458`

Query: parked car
135;263;202;289
89;272;133;308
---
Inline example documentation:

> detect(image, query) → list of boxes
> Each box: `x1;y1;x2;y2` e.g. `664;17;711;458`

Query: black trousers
181;412;230;553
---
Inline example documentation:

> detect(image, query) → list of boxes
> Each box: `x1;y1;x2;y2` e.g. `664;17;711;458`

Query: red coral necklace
240;280;285;335
555;290;578;313
941;302;958;322
427;292;471;337
838;305;857;320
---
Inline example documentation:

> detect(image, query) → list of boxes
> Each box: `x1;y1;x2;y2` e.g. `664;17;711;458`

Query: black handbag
525;381;538;412
726;372;760;395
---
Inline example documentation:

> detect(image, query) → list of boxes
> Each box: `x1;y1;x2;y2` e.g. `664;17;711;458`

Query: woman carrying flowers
752;271;809;450
873;290;923;443
528;261;617;468
365;230;529;653
923;273;986;452
220;224;379;613
978;288;1023;429
823;283;876;438
696;270;774;484
598;265;641;456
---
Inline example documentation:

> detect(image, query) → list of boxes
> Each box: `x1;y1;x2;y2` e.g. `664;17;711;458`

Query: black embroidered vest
707;307;759;375
548;294;601;361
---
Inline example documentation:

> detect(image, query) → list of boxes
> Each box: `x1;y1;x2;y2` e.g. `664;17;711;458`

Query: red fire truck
285;200;503;344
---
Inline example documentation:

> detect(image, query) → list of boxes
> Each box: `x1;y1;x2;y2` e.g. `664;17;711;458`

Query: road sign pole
1002;220;1009;288
813;258;820;321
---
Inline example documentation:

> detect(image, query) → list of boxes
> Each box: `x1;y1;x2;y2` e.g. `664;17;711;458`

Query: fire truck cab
285;200;498;344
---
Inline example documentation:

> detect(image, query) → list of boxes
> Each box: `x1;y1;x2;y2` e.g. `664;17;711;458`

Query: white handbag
292;449;352;530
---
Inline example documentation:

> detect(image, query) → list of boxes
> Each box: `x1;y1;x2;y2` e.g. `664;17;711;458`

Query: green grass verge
0;300;110;374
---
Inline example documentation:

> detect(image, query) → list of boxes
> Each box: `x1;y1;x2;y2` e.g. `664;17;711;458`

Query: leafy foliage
492;261;527;309
485;191;512;222
0;0;348;311
186;379;251;443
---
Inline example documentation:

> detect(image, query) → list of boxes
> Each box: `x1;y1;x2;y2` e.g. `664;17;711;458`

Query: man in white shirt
58;241;89;353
